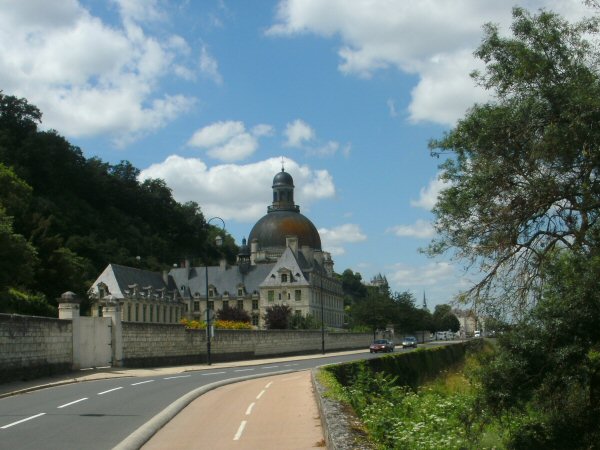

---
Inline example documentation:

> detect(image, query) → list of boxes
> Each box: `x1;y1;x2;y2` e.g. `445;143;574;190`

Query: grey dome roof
248;210;321;251
273;170;294;188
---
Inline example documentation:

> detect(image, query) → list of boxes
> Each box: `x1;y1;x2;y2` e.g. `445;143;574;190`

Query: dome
272;169;294;188
248;210;322;251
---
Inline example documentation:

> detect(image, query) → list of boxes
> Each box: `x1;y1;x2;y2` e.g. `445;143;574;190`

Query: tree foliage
428;8;600;312
432;304;460;332
0;92;237;315
217;305;251;323
429;8;600;448
264;304;292;329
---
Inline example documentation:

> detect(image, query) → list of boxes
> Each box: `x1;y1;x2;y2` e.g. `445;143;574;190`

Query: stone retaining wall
121;324;373;367
0;314;73;383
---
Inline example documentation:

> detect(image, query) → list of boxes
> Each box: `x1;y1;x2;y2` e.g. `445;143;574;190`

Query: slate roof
169;264;274;298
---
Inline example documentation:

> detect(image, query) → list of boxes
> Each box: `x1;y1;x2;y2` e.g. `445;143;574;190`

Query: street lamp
320;273;325;354
205;216;225;366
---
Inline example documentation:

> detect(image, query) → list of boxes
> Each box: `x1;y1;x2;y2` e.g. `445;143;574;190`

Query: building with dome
89;168;345;329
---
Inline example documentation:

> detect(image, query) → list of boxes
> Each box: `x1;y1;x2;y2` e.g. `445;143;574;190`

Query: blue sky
0;0;592;308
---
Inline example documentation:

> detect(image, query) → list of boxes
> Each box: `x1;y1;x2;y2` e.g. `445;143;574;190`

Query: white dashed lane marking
131;380;154;386
57;398;88;408
1;413;46;429
97;387;123;395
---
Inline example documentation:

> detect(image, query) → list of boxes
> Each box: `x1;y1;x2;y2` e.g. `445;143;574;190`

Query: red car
369;339;395;353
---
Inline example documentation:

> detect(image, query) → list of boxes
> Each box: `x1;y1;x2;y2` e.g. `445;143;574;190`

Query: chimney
286;236;298;255
250;239;258;265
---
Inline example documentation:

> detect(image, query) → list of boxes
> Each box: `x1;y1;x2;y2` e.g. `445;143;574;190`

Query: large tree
428;8;600;314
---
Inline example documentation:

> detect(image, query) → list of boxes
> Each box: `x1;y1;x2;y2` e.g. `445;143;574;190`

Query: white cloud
199;44;223;85
0;0;196;144
138;156;336;222
385;260;469;305
187;120;272;162
268;0;592;126
388;219;435;239
411;175;451;210
319;224;367;255
284;119;315;147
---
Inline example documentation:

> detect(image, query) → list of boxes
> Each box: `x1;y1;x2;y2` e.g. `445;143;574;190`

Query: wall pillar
102;295;123;367
57;291;81;370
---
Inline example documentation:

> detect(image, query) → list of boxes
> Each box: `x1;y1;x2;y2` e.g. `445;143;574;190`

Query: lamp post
320;272;325;354
205;217;225;366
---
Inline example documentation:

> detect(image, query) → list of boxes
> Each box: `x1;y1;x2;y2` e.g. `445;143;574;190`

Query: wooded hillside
0;93;237;315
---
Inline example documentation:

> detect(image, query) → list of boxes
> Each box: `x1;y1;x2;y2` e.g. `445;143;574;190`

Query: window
127;305;131;321
194;301;200;312
135;304;139;322
150;305;154;322
238;287;244;296
237;300;244;309
208;301;214;310
252;315;259;326
143;305;147;322
268;290;274;302
209;288;215;297
223;300;229;309
295;310;301;315
295;290;301;301
252;299;259;310
278;293;282;300
281;273;288;282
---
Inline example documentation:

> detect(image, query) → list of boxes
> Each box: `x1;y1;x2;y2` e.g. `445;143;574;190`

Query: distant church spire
422;292;428;310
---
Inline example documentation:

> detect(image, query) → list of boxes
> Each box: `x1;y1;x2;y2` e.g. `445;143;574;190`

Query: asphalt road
0;350;387;450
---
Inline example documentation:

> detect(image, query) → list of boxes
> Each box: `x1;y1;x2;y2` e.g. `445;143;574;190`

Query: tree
350;288;398;337
339;269;367;306
428;8;600;313
264;304;292;329
289;312;320;330
217;305;251;323
432;304;460;333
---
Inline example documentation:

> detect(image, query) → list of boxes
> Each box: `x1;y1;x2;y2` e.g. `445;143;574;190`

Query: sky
0;0;594;308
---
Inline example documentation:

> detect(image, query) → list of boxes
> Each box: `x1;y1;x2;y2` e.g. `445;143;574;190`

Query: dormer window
208;288;215;297
281;273;288;283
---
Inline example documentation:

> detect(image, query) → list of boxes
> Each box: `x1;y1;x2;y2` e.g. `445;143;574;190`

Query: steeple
422;292;428;310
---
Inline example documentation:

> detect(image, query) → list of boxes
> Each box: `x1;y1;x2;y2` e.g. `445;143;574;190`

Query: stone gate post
102;295;123;367
58;291;82;370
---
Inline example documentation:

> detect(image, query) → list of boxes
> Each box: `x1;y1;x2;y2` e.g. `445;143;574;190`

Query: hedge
325;343;468;390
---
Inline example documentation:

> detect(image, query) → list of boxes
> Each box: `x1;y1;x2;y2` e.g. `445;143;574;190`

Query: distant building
453;308;478;338
370;273;389;293
89;168;345;329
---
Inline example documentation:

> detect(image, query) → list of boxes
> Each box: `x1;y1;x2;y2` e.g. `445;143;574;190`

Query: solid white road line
163;375;191;380
1;413;46;429
57;398;88;408
131;380;155;386
245;402;255;415
97;387;123;395
233;420;247;441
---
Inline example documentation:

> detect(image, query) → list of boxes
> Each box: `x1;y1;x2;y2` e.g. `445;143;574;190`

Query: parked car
369;339;395;353
401;336;418;348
